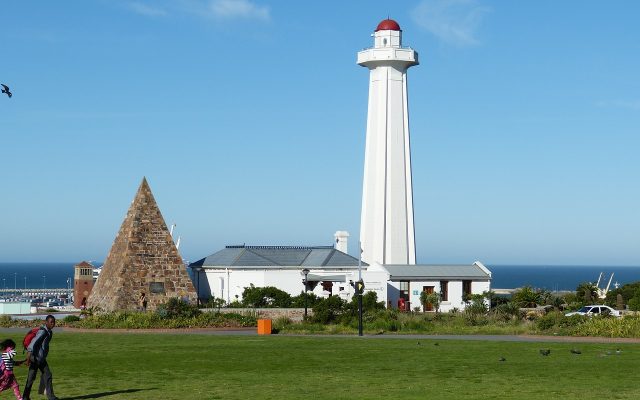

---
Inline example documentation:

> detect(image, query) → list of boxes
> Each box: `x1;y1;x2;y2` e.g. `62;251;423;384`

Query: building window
440;281;448;301
399;281;409;299
462;280;472;299
398;281;410;311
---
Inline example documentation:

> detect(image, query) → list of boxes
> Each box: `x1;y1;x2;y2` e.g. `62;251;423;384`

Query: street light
301;268;310;320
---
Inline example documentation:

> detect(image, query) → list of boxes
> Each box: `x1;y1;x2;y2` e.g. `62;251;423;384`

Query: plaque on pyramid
88;177;196;312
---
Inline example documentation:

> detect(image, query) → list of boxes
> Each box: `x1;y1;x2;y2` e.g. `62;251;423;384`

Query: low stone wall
201;308;310;321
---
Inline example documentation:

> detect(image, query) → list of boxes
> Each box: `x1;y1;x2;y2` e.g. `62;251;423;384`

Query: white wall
197;268;367;304
387;279;491;312
195;266;489;311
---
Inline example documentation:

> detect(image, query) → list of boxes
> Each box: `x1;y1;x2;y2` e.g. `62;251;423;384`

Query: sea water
488;265;640;291
0;262;90;290
0;262;638;291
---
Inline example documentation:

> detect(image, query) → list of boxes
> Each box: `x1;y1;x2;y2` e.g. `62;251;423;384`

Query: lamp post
358;242;363;337
195;267;202;307
301;268;310;320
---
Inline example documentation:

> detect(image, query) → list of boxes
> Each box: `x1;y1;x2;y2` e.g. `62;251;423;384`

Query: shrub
536;311;564;331
627;296;640;311
241;284;292;308
63;315;81;323
465;294;488;315
511;286;542;308
419;291;440;312
291;291;321;308
204;297;226;311
156;298;201;319
310;295;347;324
575;282;598;305
0;315;12;327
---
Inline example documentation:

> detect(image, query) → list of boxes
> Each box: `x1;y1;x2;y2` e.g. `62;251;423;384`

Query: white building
189;233;491;312
190;19;492;311
189;237;379;304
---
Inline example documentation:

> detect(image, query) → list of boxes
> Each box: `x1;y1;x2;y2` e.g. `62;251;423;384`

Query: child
0;339;24;400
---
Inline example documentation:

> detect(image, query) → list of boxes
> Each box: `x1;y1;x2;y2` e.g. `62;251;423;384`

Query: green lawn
5;331;640;400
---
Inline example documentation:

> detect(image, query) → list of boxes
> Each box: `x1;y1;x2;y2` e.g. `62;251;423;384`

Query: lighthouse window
383;38;387;46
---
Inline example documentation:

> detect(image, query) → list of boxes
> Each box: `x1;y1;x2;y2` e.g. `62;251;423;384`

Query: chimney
334;231;349;254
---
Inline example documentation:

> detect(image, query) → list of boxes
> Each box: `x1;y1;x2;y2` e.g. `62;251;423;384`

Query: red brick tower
73;261;95;309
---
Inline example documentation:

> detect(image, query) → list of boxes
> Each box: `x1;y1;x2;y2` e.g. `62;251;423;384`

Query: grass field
4;330;639;400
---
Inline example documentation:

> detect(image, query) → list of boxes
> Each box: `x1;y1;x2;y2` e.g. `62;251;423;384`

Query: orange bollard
257;319;272;335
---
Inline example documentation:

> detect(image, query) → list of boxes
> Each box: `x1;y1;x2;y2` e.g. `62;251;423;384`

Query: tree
575;282;598;305
511;286;542;308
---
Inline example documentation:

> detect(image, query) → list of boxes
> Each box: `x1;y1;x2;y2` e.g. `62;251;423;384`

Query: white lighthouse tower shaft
358;21;418;265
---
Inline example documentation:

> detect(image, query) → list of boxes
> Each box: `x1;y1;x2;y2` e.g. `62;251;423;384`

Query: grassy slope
7;332;640;400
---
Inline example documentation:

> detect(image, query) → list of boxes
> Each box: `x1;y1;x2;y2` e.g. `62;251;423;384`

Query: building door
423;286;434;311
321;281;333;296
399;281;410;311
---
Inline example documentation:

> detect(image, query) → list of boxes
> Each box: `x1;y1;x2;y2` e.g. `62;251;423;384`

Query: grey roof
383;264;491;280
189;245;367;269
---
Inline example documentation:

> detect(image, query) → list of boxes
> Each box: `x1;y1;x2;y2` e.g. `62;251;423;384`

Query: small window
463;280;472;297
440;281;449;301
399;281;410;300
383;38;388;46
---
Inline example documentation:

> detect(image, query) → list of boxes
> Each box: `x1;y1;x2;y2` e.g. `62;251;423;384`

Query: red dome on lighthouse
375;19;401;32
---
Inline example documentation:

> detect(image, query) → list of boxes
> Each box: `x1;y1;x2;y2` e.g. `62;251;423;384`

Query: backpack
22;327;41;353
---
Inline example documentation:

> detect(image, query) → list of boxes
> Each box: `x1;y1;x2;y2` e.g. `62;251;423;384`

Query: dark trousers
23;359;55;400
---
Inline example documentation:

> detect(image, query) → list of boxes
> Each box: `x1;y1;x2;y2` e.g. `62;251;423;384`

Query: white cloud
411;0;490;46
127;2;168;17
208;0;270;21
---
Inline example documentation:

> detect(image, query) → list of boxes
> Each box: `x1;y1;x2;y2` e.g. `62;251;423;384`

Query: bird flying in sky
1;84;12;98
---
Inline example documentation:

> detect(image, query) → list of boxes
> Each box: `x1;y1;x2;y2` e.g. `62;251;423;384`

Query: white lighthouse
358;19;418;266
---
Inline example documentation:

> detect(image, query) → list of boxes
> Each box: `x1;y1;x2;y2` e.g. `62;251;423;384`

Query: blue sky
1;0;638;266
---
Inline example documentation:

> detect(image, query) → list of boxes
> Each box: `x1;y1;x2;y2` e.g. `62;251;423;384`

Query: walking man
23;315;58;400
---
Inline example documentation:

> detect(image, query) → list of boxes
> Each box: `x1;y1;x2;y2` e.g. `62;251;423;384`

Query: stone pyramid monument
88;177;196;312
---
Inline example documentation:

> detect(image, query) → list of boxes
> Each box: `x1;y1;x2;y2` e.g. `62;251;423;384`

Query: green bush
511;286;542;308
63;315;81;323
241;284;293;308
156;298;201;319
536;311;565;331
75;309;255;329
310;295;347;324
291;291;321;308
494;302;519;320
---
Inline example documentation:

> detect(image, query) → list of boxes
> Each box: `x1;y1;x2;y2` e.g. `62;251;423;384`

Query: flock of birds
415;341;623;361
2;83;12;98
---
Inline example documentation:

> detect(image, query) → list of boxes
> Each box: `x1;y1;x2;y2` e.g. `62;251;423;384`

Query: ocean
0;263;88;290
0;263;638;292
488;265;640;291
